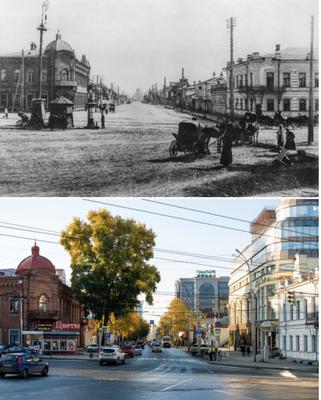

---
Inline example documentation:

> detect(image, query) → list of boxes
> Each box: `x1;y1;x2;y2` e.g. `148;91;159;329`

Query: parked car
133;345;143;356
3;346;35;356
99;347;126;366
0;352;49;378
152;343;162;353
86;344;99;353
120;345;134;358
0;345;10;357
190;344;210;356
136;341;145;349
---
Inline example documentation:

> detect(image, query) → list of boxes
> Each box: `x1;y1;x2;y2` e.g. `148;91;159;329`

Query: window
311;335;316;352
39;294;48;312
14;69;20;82
240;75;243;88
27;69;34;83
267;99;274;112
250;98;254;111
280;263;294;271
9;330;20;345
27;94;33;107
0;94;8;107
290;304;294;320
296;336;300;351
266;72;274;89
289;336;293;351
304;335;308;352
283;73;290;87
240;98;243;110
299;99;307;112
41;70;47;82
235;98;239;108
282;335;286;350
315;73;319;88
304;299;308;317
315;99;319;112
299;73;306;87
0;69;7;82
250;73;253;86
282;303;286;321
296;300;300;320
60;69;69;81
10;296;19;314
283;99;290;112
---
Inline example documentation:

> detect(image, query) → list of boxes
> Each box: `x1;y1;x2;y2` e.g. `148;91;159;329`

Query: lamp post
235;249;257;362
18;279;23;346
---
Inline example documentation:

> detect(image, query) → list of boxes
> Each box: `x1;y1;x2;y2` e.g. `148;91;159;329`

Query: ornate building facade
0;244;84;353
0;32;90;111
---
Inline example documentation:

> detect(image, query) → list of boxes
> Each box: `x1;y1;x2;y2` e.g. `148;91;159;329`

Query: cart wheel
169;140;178;159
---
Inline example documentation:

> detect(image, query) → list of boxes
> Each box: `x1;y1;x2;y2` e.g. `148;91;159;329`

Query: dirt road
0;103;318;196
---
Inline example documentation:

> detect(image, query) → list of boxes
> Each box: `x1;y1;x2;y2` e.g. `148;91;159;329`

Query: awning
22;331;44;336
43;331;80;335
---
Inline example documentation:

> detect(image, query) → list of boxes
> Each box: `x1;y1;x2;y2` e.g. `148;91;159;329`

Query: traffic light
287;291;295;304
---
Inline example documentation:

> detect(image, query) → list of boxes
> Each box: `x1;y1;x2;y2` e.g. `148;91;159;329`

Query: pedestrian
2;107;8;119
213;345;218;361
246;345;251;356
208;346;213;361
220;123;233;167
284;128;296;150
241;344;246;357
276;125;284;152
101;112;105;129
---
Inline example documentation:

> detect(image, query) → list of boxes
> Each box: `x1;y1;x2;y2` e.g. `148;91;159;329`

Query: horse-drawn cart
169;120;220;160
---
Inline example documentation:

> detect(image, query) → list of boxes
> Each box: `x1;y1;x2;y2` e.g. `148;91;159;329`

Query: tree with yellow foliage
158;298;195;342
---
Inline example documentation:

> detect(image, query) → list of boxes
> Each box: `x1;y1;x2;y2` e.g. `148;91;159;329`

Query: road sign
150;320;154;325
214;328;221;335
105;332;111;338
196;328;202;334
215;321;221;327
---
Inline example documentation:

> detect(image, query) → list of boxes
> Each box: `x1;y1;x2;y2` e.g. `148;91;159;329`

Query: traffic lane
0;348;318;400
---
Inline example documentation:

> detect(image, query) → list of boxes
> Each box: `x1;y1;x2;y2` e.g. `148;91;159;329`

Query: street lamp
18;279;23;346
235;249;257;362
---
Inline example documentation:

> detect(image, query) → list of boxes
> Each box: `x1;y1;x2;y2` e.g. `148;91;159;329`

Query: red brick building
0;244;84;353
0;31;90;111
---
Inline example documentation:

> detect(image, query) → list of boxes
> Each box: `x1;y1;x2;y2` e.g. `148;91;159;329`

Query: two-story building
226;45;319;117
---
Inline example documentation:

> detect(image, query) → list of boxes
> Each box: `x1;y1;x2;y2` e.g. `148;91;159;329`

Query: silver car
99;346;126;365
152;343;162;353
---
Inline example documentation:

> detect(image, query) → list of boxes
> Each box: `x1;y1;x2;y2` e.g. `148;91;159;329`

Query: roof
50;96;74;105
16;244;56;275
45;32;73;53
263;47;319;60
0;49;38;58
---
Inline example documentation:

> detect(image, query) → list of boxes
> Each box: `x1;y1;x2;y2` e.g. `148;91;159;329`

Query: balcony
56;80;77;88
28;310;59;321
306;312;318;326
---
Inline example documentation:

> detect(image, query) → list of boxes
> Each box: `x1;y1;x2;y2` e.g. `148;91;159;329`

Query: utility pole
37;1;49;98
227;17;236;121
21;50;25;110
163;76;166;107
308;15;314;144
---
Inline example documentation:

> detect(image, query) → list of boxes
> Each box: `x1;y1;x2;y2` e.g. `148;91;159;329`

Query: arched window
27;69;34;83
14;69;20;82
60;69;69;81
199;283;215;311
1;69;7;82
39;294;48;312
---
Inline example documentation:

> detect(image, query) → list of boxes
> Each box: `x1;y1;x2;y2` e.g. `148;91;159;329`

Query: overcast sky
0;197;279;322
0;0;318;95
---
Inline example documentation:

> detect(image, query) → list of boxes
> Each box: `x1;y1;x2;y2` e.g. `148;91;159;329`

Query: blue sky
0;0;318;94
0;198;279;320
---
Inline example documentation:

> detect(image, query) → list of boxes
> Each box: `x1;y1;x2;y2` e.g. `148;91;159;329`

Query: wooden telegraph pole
308;15;314;145
163;76;166;107
227;17;236;121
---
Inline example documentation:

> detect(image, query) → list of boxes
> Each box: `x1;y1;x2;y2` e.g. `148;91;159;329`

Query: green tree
60;209;160;321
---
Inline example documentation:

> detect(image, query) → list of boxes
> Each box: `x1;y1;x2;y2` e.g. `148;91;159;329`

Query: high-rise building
228;199;318;359
175;270;229;319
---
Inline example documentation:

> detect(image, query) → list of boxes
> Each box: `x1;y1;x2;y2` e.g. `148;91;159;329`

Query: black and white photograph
0;0;318;196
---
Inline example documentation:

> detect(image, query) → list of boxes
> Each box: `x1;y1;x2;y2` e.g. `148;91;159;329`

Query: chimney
275;44;280;52
237;57;243;63
30;42;37;51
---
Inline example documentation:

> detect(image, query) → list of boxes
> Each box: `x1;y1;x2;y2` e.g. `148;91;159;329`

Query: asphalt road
0;347;318;400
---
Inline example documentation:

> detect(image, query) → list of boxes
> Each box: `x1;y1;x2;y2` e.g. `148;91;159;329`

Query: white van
161;336;172;348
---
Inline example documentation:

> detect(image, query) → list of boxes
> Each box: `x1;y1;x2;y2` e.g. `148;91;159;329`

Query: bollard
89;351;93;359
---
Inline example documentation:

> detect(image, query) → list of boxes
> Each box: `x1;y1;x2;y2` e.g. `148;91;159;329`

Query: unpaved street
0;103;318;197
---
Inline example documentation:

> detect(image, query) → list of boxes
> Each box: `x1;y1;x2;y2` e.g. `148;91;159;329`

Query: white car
152;343;162;353
99;346;126;365
86;344;99;353
190;344;210;355
133;345;143;356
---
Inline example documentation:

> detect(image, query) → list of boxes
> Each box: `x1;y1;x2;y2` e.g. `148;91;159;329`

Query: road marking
215;389;257;400
161;378;193;392
280;370;297;379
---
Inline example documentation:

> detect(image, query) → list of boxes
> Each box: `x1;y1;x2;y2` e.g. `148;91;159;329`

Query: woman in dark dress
220;123;233;167
284;128;296;150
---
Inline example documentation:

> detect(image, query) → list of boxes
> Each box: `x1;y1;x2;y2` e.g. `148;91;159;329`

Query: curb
207;360;318;372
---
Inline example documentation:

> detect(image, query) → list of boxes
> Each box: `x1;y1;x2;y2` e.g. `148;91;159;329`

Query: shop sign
55;321;80;330
35;324;52;331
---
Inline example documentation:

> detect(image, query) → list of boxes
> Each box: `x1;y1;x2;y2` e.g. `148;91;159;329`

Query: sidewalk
206;350;318;372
